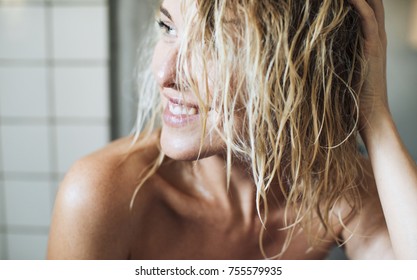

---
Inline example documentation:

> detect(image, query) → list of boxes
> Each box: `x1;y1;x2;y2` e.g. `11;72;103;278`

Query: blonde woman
47;0;417;259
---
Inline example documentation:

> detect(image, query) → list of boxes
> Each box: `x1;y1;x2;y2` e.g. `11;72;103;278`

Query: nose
153;44;179;89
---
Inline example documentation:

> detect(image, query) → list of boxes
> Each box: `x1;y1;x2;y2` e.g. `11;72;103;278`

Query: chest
130;199;336;259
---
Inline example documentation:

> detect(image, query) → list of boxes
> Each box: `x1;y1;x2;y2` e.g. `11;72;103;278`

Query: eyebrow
159;6;172;20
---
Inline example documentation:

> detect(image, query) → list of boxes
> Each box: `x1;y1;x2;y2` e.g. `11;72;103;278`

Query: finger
365;0;386;40
366;0;387;73
348;0;380;42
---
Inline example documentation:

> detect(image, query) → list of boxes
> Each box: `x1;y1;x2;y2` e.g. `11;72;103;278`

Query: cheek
151;41;165;81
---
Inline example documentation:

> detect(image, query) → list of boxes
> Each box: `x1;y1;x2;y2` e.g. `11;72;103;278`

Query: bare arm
362;110;417;259
347;0;417;259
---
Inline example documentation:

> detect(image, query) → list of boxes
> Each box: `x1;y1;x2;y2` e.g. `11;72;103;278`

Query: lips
163;97;201;128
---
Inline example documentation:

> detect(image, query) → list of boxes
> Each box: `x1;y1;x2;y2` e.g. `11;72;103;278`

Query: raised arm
348;0;417;259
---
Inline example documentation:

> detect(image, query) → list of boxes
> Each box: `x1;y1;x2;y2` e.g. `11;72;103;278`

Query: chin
160;126;225;161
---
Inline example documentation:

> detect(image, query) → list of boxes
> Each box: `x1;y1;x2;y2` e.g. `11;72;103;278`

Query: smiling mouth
163;99;201;128
168;101;199;116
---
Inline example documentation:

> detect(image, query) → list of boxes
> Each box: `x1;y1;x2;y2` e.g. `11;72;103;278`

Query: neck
191;154;286;211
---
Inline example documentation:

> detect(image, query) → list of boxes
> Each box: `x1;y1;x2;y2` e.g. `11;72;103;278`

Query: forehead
159;0;202;29
160;0;237;27
159;0;187;22
159;0;180;17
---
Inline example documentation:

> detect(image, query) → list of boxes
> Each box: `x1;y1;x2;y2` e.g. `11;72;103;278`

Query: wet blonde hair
133;0;367;258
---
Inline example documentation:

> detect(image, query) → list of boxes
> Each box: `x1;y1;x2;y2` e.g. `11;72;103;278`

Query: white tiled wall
0;182;5;229
56;124;109;173
0;182;6;260
0;6;47;60
0;0;110;259
52;6;108;60
54;66;109;118
1;124;51;174
0;66;49;118
0;233;6;260
4;180;53;227
7;233;49;260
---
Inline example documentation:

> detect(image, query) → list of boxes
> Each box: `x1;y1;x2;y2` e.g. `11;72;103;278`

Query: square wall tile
0;6;47;60
7;233;48;260
56;124;109;173
0;233;6;260
52;6;108;60
0;66;49;118
1;124;51;173
0;183;5;227
54;66;109;118
4;180;52;227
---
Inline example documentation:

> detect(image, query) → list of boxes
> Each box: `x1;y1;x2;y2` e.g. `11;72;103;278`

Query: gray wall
110;0;157;138
385;0;417;159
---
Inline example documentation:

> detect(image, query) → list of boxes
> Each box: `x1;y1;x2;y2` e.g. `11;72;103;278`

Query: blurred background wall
386;0;417;159
109;0;155;138
0;0;416;260
0;0;110;259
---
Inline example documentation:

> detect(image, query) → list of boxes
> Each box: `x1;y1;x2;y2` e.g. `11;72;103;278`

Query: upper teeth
169;102;198;116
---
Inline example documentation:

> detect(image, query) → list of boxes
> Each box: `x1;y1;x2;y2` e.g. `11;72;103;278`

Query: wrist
360;107;395;149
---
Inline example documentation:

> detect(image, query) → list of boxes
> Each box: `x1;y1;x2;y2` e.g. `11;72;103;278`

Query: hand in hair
349;0;388;126
350;0;417;259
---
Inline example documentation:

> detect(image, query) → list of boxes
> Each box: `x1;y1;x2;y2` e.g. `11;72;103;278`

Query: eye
157;19;177;37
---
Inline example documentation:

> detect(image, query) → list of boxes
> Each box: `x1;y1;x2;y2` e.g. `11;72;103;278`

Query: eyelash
157;19;177;37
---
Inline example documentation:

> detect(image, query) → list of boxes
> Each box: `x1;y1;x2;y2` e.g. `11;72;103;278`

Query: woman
47;0;417;259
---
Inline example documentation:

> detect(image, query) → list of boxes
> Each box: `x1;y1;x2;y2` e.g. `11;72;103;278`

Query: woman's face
152;0;225;160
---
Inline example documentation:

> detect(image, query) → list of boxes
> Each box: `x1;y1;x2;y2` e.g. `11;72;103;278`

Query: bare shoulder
342;157;395;259
47;133;162;259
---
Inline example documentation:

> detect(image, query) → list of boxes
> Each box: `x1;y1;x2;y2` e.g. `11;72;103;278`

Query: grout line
0;0;106;7
46;1;58;258
44;1;57;255
1;225;50;235
48;0;107;6
0;172;66;182
0;59;108;67
0;118;49;125
0;117;110;125
108;0;118;140
45;1;60;230
0;0;44;7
